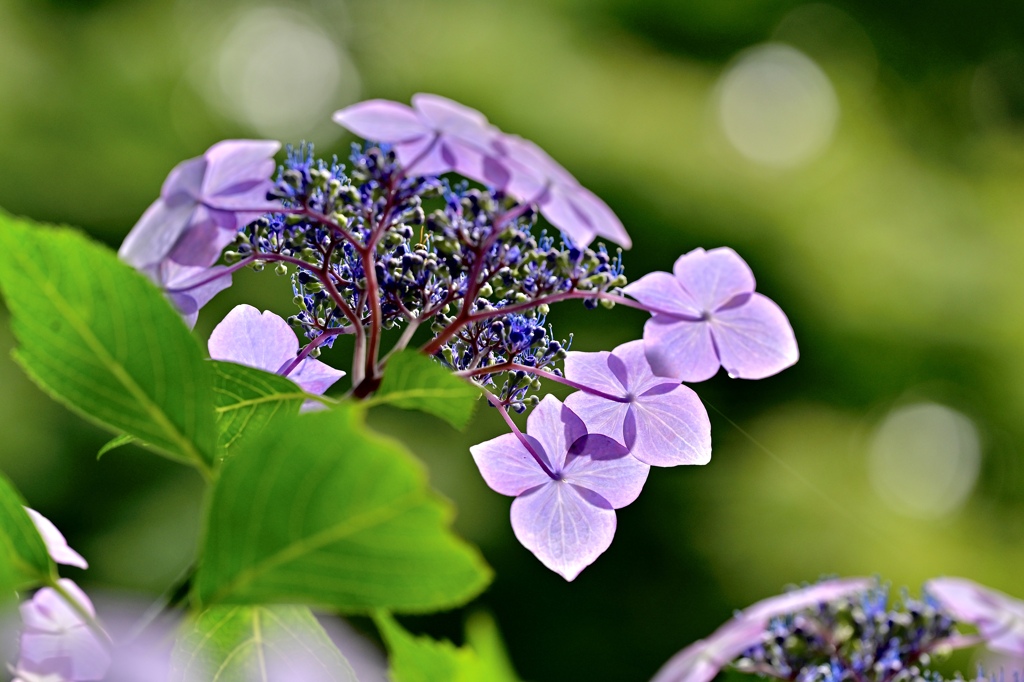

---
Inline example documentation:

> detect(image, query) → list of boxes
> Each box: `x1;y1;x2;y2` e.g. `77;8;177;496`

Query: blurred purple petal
158;262;232;330
201;139;280;201
711;294;799;380
470;433;552;496
412;93;495;146
24;508;87;570
332;100;429;142
510;482;616;582
927;577;1024;658
117;195;200;271
17;580;110;682
672;247;755;313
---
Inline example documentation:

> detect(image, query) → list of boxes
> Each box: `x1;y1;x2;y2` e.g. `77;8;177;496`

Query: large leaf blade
194;406;491;612
0;215;217;471
372;350;480;430
170;605;356;682
0;471;52;591
211;361;307;452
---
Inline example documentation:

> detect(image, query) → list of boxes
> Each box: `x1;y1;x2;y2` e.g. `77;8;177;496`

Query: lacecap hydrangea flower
118;93;799;580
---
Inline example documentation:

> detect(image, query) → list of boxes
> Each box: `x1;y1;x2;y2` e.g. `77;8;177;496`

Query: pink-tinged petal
333;100;430;143
208;305;298;373
525;396;587;471
18;580;110;681
24;508;87;570
287;357;345;396
564;391;631;445
927;577;1024;657
564;350;629;396
411;93;495;146
201;140;280;199
623;271;702;319
630;385;711;467
672;247;756;313
710;293;798;380
117;197;198;270
563;435;649;508
160;155;206;202
470;433;552;497
510;482;616;581
651;616;767;682
643;316;720;382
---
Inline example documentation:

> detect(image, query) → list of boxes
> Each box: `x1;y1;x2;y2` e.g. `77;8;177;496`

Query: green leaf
0;215;217;473
194;405;491;612
370;350;480;429
97;433;136;459
374;611;523;682
211;361;307;452
170;605;356;682
0;471;53;591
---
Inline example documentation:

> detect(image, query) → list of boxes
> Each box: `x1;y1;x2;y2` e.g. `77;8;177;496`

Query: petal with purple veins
470;433;552;497
562;434;649;508
510;481;616;581
332;100;429;143
563;391;630;446
564;350;628;396
287;357;345;396
710;293;798;380
201;139;281;201
629;385;711;467
672;247;755;313
208;305;298;373
117;198;199;270
525;396;587;472
642;315;720;382
623;271;701;319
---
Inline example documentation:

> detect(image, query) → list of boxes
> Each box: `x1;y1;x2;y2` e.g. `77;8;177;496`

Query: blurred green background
3;0;1024;679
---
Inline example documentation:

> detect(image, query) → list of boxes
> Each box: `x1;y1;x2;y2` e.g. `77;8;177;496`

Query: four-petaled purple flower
926;577;1024;658
471;395;649;581
25;508;88;570
625;247;798;382
651;577;872;682
563;340;711;467
13;579;110;682
208;305;345;407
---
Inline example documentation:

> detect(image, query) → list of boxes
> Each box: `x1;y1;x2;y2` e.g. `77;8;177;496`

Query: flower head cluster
118;93;801;580
653;577;1024;682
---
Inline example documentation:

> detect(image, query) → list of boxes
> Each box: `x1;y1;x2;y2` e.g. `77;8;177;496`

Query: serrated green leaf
0;471;53;590
375;611;523;682
170;605;356;682
370;350;480;429
211;361;307;452
97;433;136;459
0;215;217;474
194;405;491;612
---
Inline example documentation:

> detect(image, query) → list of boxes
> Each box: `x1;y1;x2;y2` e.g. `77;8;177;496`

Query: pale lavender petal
159;155;206;202
927;577;1024;657
201;140;280;200
470;433;552;496
18;580;110;681
411;93;495;147
287;357;345;396
630;385;711;467
510;481;616;581
24;508;87;569
642;316;720;382
564;391;630;446
393;136;453;177
564;350;628;396
743;577;873;623
525;396;587;472
535;187;597;248
565;185;631;249
208;305;298;373
672;247;756;313
623;271;701;318
165;205;238;268
332;100;430;143
563;435;649;508
499;135;576;190
651;617;767;682
159;263;232;329
117;197;198;270
710;293;799;380
609;339;662;394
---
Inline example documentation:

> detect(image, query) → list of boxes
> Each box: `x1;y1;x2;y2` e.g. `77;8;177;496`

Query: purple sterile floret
470;395;648;581
650;577;872;682
14;579;110;682
147;260;232;330
332;94;505;184
208;305;344;401
563;340;711;467
926;577;1024;658
24;508;87;570
624;247;798;382
119;139;281;271
497;134;631;249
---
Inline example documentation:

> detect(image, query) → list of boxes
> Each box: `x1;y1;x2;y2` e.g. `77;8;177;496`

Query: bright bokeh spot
868;402;981;519
207;7;360;138
716;43;839;168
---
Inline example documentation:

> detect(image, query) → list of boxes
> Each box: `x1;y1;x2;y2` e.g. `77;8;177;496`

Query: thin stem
276;326;350;377
459;362;629;403
483;390;557;479
379;318;421;366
